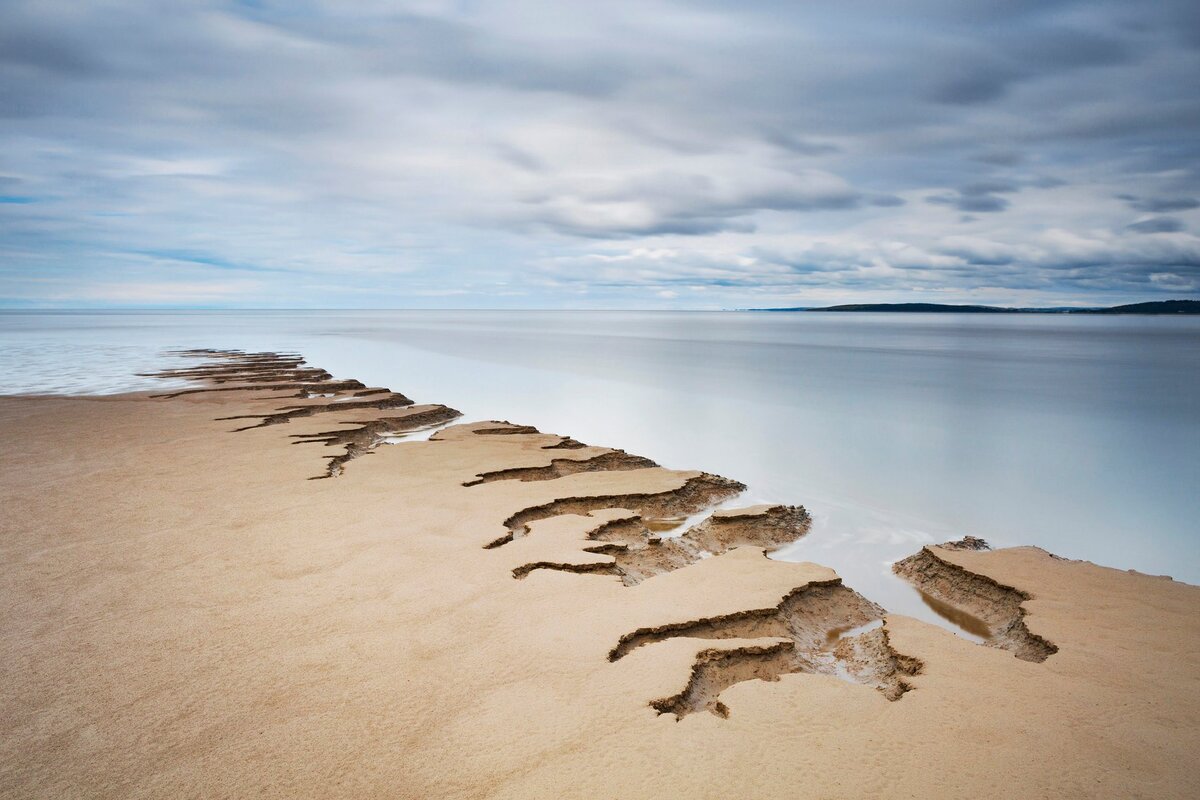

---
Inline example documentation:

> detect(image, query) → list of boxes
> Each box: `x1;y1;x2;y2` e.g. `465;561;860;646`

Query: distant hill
747;299;1200;314
817;303;1013;313
1078;300;1200;315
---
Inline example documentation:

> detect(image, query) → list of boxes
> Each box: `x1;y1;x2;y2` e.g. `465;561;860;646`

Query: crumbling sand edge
893;545;1058;662
151;349;1035;719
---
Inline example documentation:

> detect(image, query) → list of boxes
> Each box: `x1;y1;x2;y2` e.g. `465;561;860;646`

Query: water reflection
914;589;992;641
643;516;688;533
822;618;884;648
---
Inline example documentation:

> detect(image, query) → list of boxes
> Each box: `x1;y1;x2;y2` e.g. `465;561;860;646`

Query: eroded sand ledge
1;349;1198;798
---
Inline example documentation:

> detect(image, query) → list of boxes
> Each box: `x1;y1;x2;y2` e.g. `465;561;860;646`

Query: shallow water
2;310;1197;637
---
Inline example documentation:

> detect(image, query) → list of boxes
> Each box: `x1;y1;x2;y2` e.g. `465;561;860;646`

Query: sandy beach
2;350;1198;798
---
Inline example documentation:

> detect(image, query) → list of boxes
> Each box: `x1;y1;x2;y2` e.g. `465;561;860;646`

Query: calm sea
3;310;1197;634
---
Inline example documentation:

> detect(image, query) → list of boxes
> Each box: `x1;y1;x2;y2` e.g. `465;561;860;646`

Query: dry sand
1;350;1197;798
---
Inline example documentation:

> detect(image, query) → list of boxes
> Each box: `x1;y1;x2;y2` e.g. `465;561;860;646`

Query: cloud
512;165;865;238
762;131;842;156
974;150;1023;166
1125;196;1200;213
1127;217;1186;234
929;70;1014;106
1;0;1199;307
924;26;1131;106
926;182;1018;213
532;220;1200;306
30;280;263;305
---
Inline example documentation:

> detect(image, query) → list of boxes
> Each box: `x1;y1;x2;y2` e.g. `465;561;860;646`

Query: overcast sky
2;0;1199;308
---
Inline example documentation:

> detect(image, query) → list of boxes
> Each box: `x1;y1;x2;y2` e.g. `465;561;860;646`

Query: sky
1;0;1199;309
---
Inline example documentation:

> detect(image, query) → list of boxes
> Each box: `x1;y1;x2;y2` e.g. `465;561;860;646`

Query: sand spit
608;579;917;716
894;543;1059;662
293;404;465;478
153;349;464;478
483;472;746;549
1;349;1198;798
462;450;659;487
512;503;812;586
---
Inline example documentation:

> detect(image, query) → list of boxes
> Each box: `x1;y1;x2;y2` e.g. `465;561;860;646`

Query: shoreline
1;350;1198;797
3;309;1197;592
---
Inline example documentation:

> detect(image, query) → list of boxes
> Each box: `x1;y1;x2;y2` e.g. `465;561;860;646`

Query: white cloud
71;281;260;303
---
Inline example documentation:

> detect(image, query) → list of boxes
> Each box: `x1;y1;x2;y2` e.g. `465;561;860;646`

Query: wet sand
1;351;1198;798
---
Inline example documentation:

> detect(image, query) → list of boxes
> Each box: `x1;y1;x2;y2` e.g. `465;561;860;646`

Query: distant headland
746;299;1200;314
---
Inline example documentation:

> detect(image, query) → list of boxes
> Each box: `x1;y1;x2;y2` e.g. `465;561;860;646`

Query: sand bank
1;350;1197;798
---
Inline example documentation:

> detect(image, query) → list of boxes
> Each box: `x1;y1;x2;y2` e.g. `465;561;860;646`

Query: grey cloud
460;233;1200;296
927;192;1010;213
1030;176;1068;189
763;131;842;156
493;144;547;173
1011;28;1131;72
743;188;861;212
929;70;1014;106
532;215;757;240
936;241;1015;266
960;181;1019;196
926;27;1131;107
0;29;101;76
925;179;1022;212
344;14;637;97
961;197;1011;213
1127;217;1186;234
974;150;1023;166
1126;196;1200;213
516;168;865;239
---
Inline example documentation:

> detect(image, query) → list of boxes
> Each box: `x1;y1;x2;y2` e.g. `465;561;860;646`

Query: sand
1;350;1197;798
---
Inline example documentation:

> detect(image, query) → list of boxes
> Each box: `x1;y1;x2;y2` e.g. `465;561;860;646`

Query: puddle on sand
822;618;884;650
642;493;759;541
915;590;992;641
820;619;885;685
772;497;998;643
644;516;688;533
